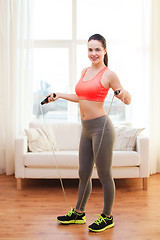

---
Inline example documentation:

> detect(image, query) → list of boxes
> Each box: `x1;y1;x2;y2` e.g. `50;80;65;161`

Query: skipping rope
40;90;120;213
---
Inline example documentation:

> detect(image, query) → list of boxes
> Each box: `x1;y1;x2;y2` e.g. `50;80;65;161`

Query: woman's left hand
115;88;131;105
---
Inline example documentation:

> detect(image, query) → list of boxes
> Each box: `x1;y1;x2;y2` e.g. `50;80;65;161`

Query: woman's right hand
46;93;59;103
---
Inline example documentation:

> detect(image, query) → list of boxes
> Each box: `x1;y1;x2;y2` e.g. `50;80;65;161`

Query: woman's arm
47;93;79;103
103;70;131;105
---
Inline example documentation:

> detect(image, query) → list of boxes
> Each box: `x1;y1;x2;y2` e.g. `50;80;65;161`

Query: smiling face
88;40;107;65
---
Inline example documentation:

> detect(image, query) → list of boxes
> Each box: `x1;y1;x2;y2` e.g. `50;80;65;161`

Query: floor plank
0;174;160;240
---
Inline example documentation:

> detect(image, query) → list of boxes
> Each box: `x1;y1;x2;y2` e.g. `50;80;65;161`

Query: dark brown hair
88;34;108;67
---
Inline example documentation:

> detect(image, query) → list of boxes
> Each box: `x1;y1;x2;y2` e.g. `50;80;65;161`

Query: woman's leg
92;116;115;215
76;129;94;212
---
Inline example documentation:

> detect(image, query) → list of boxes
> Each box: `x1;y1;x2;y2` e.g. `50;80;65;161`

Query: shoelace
94;214;107;225
65;208;74;217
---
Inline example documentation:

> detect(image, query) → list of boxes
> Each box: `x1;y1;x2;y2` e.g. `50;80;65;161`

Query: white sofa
15;121;149;190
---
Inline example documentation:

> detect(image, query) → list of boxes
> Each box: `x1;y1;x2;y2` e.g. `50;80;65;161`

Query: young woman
47;34;131;232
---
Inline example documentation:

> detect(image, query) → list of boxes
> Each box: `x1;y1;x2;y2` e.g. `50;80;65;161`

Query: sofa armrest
136;135;149;178
15;136;28;179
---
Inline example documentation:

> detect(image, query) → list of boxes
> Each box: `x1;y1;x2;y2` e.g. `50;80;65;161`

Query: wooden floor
0;174;160;240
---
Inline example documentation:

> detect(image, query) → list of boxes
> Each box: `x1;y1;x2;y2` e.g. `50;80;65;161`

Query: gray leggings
76;115;116;215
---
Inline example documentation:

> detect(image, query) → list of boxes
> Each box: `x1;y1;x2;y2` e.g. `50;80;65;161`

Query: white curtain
149;0;160;173
0;0;33;174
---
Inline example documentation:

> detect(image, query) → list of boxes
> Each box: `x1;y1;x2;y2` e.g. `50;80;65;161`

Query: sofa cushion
112;151;141;166
25;128;56;152
24;150;140;168
24;151;79;168
114;127;144;151
29;122;81;151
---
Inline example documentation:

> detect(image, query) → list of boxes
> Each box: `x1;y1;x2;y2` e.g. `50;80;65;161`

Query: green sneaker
88;214;114;232
57;208;86;224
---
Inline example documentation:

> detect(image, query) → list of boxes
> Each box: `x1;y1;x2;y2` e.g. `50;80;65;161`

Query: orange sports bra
75;67;109;102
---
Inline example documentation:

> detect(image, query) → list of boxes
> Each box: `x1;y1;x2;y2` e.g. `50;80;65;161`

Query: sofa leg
143;178;148;190
17;178;22;190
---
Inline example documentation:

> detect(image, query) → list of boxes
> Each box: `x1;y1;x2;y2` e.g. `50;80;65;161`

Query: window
33;0;72;40
32;0;146;124
33;48;69;120
32;0;72;121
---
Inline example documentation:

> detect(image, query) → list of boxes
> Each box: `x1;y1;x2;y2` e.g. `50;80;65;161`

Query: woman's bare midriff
79;100;106;120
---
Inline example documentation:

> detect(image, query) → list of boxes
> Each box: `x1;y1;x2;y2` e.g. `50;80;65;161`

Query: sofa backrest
29;122;81;150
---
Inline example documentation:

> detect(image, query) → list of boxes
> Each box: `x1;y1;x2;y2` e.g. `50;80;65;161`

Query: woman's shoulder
103;68;119;82
81;67;89;75
79;67;90;79
101;67;120;89
104;67;115;76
